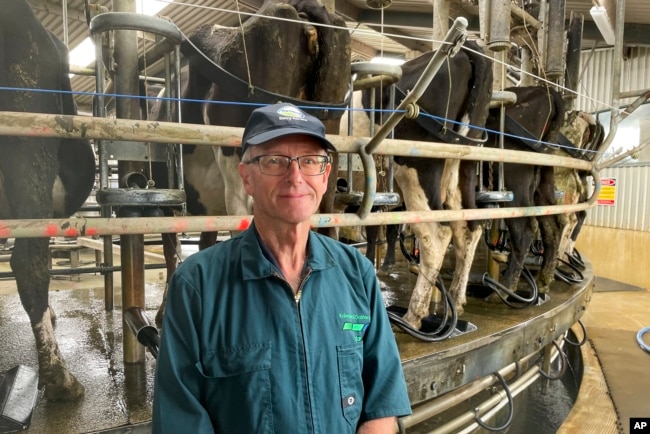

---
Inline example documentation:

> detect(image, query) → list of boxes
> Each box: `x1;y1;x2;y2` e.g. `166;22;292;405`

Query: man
152;103;411;433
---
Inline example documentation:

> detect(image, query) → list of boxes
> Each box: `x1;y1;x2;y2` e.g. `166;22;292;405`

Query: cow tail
465;43;494;140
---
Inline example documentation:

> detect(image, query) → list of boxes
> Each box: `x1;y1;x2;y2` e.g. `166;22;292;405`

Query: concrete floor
0;243;167;434
571;282;650;434
0;242;647;433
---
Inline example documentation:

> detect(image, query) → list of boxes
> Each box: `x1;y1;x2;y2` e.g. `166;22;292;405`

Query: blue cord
637;326;650;353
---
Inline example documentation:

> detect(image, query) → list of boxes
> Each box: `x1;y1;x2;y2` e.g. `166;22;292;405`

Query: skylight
68;0;171;68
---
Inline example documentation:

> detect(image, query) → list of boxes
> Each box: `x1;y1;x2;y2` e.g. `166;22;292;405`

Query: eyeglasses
244;154;330;176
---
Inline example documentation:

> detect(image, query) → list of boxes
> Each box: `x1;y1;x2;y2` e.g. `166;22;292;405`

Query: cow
0;1;95;400
483;86;566;298
555;111;604;267
363;40;493;329
151;0;350;325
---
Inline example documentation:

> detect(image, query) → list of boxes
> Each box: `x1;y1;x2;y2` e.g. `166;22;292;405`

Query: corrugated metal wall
576;46;650;113
585;163;650;231
577;47;650;232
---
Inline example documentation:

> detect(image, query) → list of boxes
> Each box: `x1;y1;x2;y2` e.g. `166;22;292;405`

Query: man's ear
239;163;254;195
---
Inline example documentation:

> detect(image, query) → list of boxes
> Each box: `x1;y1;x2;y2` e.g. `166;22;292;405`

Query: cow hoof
491;252;508;264
402;311;423;331
376;268;389;278
408;264;420;275
42;374;85;401
376;264;395;277
484;293;503;305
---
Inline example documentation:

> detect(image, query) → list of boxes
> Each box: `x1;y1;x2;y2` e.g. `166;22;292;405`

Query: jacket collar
240;221;337;280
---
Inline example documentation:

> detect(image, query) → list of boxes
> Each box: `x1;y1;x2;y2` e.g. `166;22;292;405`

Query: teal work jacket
152;224;411;433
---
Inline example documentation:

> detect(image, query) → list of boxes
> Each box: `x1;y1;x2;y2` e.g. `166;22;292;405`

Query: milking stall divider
1;0;648;431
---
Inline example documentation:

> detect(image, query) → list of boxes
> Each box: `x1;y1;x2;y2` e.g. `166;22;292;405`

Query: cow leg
12;238;84;401
553;167;580;261
536;214;561;292
199;232;218;250
364;224;379;266
395;164;451;329
499;216;537;294
568;209;587;255
491;164;536;298
217;149;253;219
444;159;482;314
403;222;452;329
535;166;561;292
448;221;482;314
380;222;399;272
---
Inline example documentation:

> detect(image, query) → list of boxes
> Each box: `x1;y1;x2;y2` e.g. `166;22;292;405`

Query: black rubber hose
473;372;514;432
565;248;586;270
398;231;419;264
564;319;588;346
554;258;584;284
481;266;538;308
388;277;458;342
538;340;567;380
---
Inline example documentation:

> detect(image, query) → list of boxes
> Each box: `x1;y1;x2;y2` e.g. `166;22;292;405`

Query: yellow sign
597;177;616;206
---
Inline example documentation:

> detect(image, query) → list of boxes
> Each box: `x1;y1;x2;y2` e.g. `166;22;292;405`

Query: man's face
239;134;331;226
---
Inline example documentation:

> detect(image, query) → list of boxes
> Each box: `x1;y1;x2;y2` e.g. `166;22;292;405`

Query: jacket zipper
295;269;315;432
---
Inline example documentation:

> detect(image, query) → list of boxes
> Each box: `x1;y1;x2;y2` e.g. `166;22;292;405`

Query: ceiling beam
358;10;482;34
582;22;650;46
350;39;379;60
27;0;87;22
359;9;650;48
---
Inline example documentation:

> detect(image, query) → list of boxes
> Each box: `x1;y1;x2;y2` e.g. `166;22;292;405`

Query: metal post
114;0;145;364
545;0;566;79
488;0;511;52
431;0;449;51
93;29;115;311
565;14;584;101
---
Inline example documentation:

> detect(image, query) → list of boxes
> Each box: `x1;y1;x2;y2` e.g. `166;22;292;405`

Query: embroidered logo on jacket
339;313;370;342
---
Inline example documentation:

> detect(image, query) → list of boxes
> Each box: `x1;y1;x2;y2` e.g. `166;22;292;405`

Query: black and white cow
364;41;493;329
152;0;350;325
484;86;566;296
0;1;95;400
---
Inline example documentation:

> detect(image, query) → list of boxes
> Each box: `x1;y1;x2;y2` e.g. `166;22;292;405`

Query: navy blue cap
241;103;337;154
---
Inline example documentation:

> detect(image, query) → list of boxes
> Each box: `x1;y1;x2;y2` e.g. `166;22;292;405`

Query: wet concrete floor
0;242;166;434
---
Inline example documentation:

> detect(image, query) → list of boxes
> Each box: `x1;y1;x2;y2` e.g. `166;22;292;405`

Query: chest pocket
196;342;272;433
337;342;364;427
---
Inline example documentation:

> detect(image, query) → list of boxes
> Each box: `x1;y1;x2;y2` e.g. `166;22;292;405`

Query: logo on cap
277;106;307;121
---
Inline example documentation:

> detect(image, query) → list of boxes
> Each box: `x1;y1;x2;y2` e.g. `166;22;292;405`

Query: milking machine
90;9;184;364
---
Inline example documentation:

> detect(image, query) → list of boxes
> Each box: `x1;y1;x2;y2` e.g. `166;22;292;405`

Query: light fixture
590;6;616;45
365;0;392;10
